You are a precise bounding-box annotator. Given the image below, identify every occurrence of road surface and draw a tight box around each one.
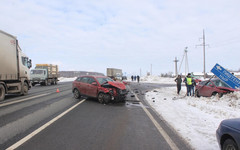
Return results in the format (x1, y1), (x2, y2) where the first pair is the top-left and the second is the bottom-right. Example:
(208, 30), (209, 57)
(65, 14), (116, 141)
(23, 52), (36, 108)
(0, 81), (192, 150)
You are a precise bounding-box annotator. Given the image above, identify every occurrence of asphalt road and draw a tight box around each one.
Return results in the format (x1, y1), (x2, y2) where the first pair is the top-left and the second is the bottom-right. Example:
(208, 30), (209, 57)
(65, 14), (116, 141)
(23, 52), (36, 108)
(0, 81), (192, 150)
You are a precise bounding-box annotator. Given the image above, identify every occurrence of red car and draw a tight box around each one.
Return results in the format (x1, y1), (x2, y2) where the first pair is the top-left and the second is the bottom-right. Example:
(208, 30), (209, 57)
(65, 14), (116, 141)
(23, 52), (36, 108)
(195, 78), (238, 97)
(72, 75), (127, 104)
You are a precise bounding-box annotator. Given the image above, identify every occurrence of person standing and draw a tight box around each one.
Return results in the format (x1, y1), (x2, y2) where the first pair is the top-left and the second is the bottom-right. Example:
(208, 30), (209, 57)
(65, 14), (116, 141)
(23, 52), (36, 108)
(174, 75), (182, 95)
(134, 76), (137, 81)
(191, 78), (196, 96)
(137, 75), (140, 83)
(184, 73), (193, 96)
(131, 75), (133, 81)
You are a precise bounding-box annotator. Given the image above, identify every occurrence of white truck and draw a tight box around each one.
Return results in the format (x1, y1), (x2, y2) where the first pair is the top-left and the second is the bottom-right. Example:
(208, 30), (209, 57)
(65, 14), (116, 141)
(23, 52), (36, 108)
(30, 64), (58, 86)
(106, 68), (123, 80)
(0, 30), (32, 101)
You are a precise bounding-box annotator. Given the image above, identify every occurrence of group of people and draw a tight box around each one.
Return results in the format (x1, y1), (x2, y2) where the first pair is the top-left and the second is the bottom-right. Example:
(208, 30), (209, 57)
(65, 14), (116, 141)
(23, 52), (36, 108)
(131, 75), (140, 83)
(174, 73), (196, 96)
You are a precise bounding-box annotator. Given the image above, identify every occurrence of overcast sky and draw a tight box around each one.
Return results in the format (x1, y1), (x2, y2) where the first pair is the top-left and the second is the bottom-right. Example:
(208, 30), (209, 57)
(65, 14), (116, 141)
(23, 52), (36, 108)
(1, 0), (240, 76)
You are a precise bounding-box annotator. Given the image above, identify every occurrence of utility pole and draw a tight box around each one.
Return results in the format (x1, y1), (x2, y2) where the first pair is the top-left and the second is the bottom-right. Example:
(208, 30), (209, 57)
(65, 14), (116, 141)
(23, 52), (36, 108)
(196, 29), (209, 79)
(178, 47), (189, 76)
(173, 57), (179, 76)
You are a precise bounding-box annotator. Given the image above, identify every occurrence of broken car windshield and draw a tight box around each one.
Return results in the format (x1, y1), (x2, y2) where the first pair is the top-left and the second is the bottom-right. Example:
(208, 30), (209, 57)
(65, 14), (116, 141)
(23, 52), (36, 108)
(97, 77), (114, 85)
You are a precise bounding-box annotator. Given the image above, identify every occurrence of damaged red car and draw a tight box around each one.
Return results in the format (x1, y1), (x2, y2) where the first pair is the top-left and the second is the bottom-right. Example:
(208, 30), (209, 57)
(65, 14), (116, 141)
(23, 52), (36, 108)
(72, 75), (127, 104)
(195, 78), (239, 97)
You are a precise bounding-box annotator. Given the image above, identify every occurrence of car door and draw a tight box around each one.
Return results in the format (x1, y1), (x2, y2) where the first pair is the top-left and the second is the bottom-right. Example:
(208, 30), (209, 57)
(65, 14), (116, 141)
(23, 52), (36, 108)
(79, 77), (89, 95)
(199, 81), (214, 97)
(74, 77), (82, 91)
(86, 77), (98, 98)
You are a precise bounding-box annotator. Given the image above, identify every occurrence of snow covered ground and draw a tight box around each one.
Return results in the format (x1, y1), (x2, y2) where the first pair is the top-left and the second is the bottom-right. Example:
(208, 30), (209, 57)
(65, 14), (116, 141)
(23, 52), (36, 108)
(58, 77), (77, 82)
(58, 76), (240, 149)
(142, 76), (240, 150)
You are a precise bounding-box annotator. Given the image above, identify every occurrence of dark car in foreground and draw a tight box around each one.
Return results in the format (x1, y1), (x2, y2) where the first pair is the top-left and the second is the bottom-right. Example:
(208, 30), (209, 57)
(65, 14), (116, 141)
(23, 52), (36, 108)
(195, 78), (238, 97)
(72, 75), (127, 104)
(216, 118), (240, 150)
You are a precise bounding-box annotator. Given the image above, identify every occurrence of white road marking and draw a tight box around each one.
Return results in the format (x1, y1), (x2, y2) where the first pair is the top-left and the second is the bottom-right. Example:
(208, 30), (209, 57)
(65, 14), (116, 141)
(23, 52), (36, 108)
(128, 86), (179, 150)
(6, 99), (86, 150)
(0, 93), (51, 107)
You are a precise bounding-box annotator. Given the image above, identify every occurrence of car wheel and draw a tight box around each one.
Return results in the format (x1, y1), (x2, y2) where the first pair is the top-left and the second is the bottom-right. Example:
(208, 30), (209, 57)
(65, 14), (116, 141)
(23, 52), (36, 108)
(21, 82), (28, 96)
(223, 139), (238, 150)
(73, 89), (81, 99)
(195, 90), (200, 97)
(212, 92), (223, 98)
(104, 94), (111, 104)
(212, 92), (217, 97)
(0, 84), (5, 101)
(98, 93), (104, 104)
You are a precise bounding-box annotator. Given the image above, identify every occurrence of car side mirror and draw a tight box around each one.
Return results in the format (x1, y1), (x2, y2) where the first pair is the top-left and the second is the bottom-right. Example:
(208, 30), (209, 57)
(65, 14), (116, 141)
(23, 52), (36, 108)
(209, 84), (214, 87)
(92, 82), (97, 86)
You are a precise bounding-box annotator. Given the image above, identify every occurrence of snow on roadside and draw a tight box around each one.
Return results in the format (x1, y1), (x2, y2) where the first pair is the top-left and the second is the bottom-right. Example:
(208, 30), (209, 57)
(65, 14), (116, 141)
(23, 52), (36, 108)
(58, 77), (77, 82)
(141, 76), (175, 84)
(144, 77), (240, 150)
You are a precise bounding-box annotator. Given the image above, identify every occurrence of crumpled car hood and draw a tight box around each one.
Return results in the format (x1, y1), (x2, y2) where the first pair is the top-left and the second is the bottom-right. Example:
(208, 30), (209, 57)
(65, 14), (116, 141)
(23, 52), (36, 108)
(107, 81), (126, 90)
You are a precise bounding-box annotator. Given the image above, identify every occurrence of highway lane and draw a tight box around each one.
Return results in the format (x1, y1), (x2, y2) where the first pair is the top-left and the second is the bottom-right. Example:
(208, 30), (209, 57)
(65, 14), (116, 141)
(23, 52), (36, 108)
(0, 81), (77, 149)
(0, 81), (192, 150)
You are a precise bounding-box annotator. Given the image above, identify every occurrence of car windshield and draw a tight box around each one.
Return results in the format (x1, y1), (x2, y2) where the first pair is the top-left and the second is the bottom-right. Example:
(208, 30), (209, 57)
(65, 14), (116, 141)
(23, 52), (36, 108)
(212, 80), (230, 88)
(96, 77), (114, 85)
(31, 70), (44, 74)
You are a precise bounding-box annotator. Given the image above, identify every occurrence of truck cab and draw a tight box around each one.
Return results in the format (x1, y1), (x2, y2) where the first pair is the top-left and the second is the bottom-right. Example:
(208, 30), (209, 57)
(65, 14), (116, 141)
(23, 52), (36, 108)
(0, 30), (32, 101)
(30, 69), (48, 86)
(30, 64), (58, 86)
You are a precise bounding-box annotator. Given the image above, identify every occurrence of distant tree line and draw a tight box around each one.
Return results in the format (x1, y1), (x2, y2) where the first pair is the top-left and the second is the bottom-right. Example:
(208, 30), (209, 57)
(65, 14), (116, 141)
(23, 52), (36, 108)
(160, 72), (173, 77)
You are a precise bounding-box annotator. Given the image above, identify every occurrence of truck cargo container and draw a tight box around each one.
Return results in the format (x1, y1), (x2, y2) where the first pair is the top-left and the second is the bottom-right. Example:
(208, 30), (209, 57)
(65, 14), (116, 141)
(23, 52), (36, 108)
(30, 64), (58, 86)
(0, 30), (32, 101)
(106, 68), (123, 80)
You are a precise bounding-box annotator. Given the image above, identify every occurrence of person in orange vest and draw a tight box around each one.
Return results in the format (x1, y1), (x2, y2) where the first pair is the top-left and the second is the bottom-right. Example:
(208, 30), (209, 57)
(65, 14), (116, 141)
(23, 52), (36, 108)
(184, 73), (193, 96)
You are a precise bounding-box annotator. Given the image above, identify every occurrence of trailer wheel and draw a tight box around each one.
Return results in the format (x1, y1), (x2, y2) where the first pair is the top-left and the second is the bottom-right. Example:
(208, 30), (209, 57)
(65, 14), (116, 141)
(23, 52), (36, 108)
(21, 82), (28, 96)
(0, 84), (5, 101)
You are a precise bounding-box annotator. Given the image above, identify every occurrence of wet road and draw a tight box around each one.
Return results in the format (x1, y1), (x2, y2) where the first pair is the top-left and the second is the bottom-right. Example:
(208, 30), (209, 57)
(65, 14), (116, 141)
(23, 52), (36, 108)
(0, 81), (192, 150)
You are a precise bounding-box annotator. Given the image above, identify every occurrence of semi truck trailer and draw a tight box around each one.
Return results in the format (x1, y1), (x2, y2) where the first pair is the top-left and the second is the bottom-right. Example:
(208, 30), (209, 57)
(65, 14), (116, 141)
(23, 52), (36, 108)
(30, 64), (58, 86)
(0, 30), (32, 101)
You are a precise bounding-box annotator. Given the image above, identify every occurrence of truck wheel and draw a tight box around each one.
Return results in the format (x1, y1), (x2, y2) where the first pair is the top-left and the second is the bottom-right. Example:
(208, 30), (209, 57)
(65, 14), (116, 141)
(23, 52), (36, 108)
(21, 82), (28, 96)
(73, 89), (81, 99)
(55, 79), (58, 85)
(44, 80), (48, 86)
(98, 93), (104, 104)
(0, 84), (5, 101)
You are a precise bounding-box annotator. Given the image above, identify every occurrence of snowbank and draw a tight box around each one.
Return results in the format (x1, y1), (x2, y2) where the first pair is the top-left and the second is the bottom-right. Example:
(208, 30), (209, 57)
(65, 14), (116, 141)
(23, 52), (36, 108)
(144, 76), (240, 150)
(141, 76), (175, 84)
(58, 77), (77, 82)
